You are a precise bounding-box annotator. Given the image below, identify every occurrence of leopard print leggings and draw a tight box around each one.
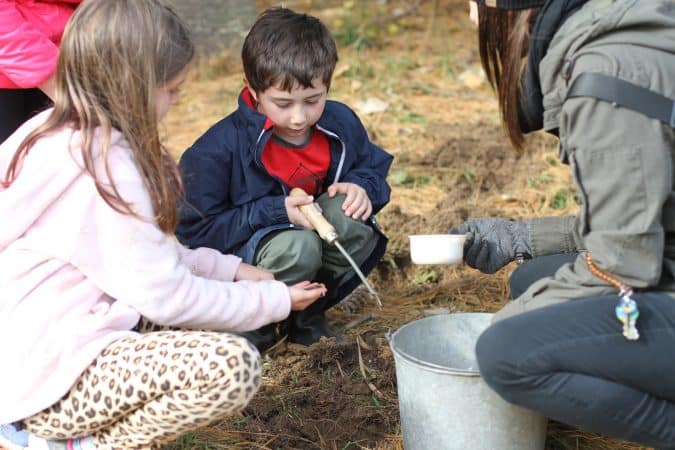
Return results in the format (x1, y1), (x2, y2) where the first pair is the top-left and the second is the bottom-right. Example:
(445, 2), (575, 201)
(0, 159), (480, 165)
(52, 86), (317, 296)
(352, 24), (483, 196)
(20, 322), (261, 450)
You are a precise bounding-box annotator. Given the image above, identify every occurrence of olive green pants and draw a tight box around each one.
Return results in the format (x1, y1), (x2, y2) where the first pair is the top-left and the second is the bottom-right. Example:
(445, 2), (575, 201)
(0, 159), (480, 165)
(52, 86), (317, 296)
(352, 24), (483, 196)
(254, 193), (377, 286)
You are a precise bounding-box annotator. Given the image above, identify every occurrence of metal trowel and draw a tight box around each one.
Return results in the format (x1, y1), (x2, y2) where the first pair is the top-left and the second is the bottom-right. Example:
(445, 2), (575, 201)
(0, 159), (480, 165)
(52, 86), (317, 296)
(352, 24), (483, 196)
(290, 187), (383, 308)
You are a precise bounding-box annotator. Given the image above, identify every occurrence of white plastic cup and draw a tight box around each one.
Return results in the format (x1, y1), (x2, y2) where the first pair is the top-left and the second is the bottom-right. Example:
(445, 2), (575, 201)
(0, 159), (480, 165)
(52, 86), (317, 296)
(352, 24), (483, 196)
(409, 234), (467, 265)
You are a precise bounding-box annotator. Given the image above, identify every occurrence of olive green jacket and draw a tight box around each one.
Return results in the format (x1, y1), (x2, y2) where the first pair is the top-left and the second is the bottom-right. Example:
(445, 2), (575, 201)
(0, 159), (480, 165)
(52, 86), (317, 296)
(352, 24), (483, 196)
(497, 0), (675, 320)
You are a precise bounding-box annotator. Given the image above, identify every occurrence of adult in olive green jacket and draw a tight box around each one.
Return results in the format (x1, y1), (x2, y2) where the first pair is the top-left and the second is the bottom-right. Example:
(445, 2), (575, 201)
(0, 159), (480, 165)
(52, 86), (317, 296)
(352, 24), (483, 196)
(452, 0), (675, 447)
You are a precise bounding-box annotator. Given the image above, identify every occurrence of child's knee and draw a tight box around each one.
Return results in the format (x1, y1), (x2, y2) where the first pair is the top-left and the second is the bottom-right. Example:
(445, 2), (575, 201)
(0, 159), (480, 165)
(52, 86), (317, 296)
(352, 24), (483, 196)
(291, 230), (322, 257)
(318, 194), (374, 242)
(288, 234), (322, 279)
(281, 231), (322, 272)
(257, 230), (322, 279)
(316, 193), (347, 224)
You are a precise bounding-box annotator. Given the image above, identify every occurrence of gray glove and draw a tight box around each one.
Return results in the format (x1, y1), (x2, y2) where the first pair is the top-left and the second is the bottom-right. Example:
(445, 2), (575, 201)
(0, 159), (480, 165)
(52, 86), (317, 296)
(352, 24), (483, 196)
(450, 218), (531, 274)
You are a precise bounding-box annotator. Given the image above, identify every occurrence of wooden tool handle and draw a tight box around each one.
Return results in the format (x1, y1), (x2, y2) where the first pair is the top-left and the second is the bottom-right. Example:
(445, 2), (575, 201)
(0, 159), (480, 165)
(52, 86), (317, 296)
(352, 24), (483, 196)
(289, 187), (337, 242)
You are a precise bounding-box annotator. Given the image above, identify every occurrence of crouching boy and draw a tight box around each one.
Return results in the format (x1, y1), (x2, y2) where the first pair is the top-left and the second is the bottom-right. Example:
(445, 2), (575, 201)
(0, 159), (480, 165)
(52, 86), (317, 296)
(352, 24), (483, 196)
(177, 7), (393, 350)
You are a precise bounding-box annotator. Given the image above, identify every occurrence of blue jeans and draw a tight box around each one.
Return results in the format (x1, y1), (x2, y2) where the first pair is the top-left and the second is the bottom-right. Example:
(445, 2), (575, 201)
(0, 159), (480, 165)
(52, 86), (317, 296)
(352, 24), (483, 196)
(476, 254), (675, 448)
(509, 253), (577, 299)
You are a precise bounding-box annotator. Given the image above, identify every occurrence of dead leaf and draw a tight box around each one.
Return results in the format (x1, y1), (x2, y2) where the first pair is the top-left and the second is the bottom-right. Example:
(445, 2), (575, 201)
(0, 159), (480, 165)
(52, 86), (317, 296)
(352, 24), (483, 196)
(355, 97), (389, 115)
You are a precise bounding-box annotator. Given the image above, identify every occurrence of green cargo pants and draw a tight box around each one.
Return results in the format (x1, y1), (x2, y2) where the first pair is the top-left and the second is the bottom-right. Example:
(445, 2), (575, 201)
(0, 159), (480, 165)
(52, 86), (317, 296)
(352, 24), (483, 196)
(253, 193), (377, 286)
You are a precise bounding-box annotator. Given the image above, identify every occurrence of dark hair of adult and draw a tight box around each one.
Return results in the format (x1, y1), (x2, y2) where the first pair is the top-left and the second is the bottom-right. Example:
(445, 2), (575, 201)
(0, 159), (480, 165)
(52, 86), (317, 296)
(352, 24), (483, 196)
(477, 6), (539, 150)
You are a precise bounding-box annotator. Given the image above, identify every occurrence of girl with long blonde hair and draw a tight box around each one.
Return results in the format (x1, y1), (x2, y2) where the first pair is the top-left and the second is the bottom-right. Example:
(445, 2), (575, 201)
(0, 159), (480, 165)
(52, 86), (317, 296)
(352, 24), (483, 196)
(0, 1), (326, 448)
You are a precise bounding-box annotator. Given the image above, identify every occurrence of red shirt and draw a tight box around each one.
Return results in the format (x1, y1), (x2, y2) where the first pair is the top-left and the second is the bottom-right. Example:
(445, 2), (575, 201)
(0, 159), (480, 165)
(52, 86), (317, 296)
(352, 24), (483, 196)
(261, 129), (331, 196)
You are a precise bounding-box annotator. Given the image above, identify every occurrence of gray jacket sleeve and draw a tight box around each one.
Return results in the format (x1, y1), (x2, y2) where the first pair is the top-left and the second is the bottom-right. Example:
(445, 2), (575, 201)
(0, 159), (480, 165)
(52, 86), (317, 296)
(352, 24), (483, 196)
(527, 215), (582, 257)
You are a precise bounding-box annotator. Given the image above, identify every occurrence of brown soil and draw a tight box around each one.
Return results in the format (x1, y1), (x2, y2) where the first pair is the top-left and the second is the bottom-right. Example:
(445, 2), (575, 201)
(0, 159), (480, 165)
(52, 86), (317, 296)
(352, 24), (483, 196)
(163, 1), (650, 449)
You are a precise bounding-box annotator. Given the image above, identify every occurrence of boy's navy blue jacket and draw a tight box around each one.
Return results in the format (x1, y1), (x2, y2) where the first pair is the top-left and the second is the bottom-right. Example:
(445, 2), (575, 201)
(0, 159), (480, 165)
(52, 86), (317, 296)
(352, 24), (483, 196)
(177, 91), (393, 303)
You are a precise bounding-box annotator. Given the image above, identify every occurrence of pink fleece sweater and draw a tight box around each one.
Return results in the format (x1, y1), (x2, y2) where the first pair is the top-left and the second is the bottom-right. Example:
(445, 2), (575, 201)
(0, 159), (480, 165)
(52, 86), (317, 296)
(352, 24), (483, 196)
(0, 110), (292, 423)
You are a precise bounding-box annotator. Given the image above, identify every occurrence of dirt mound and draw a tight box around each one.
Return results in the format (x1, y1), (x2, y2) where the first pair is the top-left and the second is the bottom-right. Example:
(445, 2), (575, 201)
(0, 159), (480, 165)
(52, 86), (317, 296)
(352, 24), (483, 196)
(215, 334), (401, 449)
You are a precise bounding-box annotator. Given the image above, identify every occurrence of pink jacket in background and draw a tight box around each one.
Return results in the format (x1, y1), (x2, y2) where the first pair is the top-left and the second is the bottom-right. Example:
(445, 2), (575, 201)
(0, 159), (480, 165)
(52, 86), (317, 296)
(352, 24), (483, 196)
(0, 0), (82, 89)
(0, 110), (293, 423)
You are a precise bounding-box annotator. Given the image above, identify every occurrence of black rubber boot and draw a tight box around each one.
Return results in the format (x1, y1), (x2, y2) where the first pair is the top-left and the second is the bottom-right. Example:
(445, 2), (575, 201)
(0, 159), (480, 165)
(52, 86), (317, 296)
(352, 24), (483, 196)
(236, 323), (279, 353)
(287, 295), (343, 346)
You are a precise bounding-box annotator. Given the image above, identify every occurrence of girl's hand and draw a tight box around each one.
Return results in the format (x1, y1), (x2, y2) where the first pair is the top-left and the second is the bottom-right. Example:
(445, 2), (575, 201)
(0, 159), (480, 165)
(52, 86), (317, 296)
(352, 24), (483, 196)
(288, 281), (327, 311)
(327, 182), (372, 221)
(234, 262), (275, 281)
(285, 194), (315, 229)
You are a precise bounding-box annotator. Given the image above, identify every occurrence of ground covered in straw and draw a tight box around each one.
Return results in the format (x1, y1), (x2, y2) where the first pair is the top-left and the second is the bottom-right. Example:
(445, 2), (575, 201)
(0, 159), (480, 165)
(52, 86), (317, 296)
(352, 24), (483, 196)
(163, 1), (650, 449)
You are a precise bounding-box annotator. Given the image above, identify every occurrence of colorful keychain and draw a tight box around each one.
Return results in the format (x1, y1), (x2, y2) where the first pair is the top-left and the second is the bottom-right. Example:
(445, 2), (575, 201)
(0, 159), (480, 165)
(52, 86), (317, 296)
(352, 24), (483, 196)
(585, 252), (639, 341)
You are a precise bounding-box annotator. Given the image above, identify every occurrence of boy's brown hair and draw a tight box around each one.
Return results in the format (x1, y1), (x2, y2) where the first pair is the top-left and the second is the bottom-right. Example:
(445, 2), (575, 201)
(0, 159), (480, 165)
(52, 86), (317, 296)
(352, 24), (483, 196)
(242, 7), (338, 93)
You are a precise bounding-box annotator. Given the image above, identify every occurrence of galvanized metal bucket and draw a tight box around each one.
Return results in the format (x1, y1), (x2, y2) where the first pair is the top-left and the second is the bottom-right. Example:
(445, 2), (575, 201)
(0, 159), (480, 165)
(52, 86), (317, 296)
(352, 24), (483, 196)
(388, 313), (547, 450)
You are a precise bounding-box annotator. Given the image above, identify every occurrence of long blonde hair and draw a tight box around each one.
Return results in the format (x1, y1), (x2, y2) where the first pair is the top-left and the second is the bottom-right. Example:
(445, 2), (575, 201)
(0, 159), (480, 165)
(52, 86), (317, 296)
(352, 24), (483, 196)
(3, 0), (194, 232)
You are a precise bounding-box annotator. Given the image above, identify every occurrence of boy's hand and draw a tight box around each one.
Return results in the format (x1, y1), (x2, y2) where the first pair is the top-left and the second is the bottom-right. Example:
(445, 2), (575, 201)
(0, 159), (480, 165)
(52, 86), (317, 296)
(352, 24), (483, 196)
(235, 262), (275, 281)
(285, 194), (315, 229)
(288, 281), (327, 311)
(327, 182), (372, 221)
